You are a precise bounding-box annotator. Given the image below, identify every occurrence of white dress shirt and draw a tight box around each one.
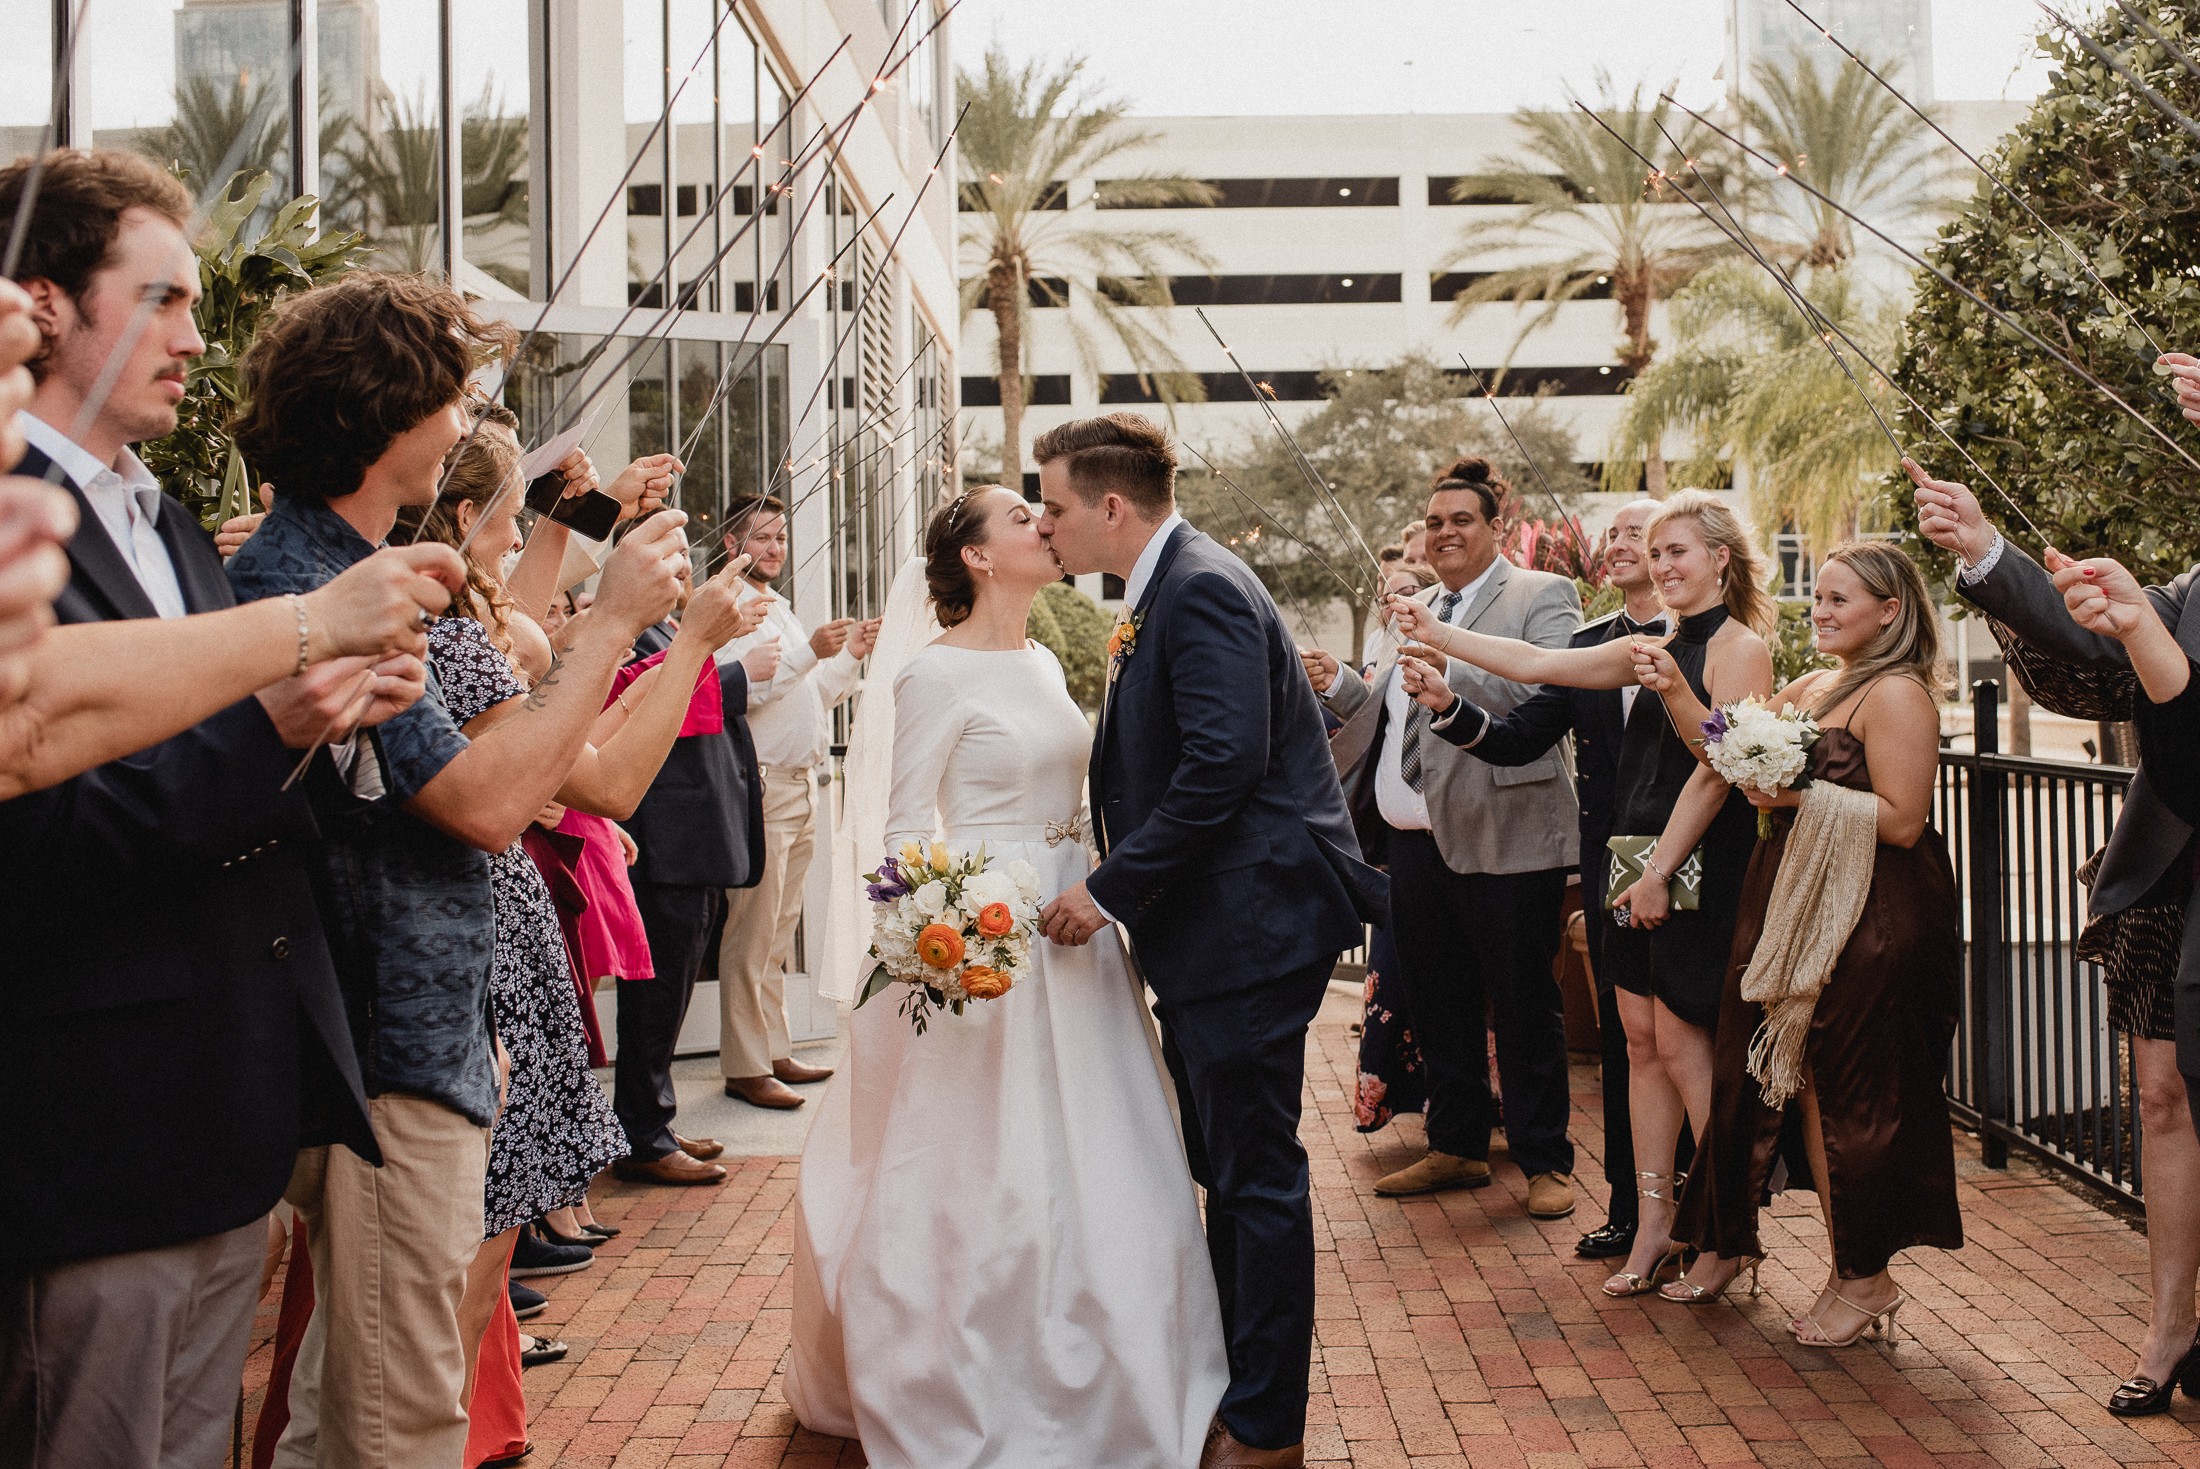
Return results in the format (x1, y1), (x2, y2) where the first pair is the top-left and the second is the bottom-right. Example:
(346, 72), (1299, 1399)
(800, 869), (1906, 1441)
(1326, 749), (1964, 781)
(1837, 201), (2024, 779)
(1373, 559), (1497, 832)
(20, 411), (186, 619)
(714, 582), (861, 770)
(1618, 613), (1667, 722)
(1121, 512), (1187, 609)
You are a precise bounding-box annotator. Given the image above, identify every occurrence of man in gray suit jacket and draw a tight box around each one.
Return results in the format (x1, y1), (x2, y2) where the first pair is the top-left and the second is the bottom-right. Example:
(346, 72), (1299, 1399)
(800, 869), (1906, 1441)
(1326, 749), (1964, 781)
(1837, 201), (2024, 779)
(1304, 462), (1582, 1216)
(1915, 464), (2200, 1134)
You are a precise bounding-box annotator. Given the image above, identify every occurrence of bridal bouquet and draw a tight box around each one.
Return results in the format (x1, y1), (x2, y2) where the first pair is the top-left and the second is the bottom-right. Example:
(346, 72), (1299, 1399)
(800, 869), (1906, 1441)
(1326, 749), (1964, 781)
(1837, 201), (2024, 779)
(857, 842), (1045, 1033)
(1701, 698), (1821, 839)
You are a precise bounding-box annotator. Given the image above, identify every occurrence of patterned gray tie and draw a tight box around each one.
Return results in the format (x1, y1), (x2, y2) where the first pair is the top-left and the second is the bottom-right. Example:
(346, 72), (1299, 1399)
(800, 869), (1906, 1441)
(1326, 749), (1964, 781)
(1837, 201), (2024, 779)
(1400, 588), (1465, 793)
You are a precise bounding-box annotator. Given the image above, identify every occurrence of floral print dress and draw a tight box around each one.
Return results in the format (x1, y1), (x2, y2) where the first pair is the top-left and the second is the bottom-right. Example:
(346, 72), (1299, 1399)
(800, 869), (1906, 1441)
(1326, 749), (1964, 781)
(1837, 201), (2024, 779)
(432, 617), (629, 1236)
(1353, 923), (1429, 1132)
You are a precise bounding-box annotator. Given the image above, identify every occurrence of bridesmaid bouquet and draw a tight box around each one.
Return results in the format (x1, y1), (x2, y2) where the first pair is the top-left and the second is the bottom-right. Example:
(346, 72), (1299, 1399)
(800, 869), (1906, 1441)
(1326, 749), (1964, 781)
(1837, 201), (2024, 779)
(1701, 698), (1821, 838)
(857, 842), (1044, 1033)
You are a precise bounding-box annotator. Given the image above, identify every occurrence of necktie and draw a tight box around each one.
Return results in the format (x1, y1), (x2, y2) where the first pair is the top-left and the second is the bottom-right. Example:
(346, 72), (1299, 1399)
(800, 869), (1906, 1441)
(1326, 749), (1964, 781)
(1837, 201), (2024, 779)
(1400, 589), (1465, 793)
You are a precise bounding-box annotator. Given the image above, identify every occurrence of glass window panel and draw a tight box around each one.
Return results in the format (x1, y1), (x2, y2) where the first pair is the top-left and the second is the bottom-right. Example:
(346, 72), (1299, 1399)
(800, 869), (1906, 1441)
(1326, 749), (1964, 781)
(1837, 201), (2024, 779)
(453, 0), (534, 298)
(624, 0), (666, 304)
(666, 0), (722, 310)
(0, 7), (54, 160)
(321, 0), (444, 277)
(85, 0), (294, 222)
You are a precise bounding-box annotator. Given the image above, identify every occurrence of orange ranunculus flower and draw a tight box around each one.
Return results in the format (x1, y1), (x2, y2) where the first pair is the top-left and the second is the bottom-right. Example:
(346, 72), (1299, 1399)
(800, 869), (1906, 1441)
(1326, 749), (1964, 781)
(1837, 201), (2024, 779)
(976, 902), (1015, 937)
(961, 965), (1012, 1000)
(916, 923), (965, 968)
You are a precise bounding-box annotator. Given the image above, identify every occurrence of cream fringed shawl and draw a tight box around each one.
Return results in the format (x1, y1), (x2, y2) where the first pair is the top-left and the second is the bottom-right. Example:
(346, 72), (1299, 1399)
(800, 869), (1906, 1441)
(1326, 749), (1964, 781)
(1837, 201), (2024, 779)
(1739, 779), (1882, 1106)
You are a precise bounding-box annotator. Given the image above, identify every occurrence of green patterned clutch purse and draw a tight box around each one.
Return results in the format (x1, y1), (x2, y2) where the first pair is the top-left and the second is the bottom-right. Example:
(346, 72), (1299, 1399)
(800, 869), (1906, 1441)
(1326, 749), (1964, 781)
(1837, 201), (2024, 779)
(1605, 836), (1703, 912)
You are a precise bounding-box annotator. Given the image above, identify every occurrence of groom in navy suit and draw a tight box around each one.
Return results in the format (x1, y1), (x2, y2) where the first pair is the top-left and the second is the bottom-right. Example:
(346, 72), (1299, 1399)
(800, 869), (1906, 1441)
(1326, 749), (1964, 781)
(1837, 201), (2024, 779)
(1036, 414), (1385, 1469)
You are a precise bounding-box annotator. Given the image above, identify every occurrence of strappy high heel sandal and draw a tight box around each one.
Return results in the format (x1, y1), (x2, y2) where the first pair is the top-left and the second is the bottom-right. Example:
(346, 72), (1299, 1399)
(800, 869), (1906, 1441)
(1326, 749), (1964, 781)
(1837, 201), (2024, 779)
(1794, 1289), (1906, 1347)
(1660, 1255), (1762, 1304)
(1601, 1172), (1688, 1298)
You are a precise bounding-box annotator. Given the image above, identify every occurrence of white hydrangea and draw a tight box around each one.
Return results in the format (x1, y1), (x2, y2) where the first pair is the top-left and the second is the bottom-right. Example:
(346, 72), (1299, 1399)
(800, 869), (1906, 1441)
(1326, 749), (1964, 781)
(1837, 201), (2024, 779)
(1705, 700), (1817, 796)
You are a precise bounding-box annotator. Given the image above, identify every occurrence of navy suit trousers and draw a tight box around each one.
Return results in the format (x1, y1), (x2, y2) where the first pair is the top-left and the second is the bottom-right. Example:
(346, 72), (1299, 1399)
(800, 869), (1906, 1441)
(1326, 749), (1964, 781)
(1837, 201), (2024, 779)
(1155, 958), (1332, 1452)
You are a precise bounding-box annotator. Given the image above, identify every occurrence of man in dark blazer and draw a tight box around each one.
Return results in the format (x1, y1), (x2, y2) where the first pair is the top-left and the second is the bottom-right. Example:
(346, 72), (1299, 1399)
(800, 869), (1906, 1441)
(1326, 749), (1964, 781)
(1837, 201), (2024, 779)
(1914, 462), (2200, 1129)
(1034, 414), (1385, 1469)
(612, 586), (769, 1185)
(0, 150), (385, 1469)
(1412, 499), (1684, 1260)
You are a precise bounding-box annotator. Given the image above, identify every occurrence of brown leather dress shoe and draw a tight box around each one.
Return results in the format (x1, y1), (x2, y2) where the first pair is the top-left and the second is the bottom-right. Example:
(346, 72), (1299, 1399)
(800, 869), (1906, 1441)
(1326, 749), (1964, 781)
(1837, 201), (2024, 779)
(724, 1075), (806, 1109)
(1198, 1419), (1304, 1468)
(773, 1057), (835, 1084)
(610, 1150), (727, 1186)
(673, 1133), (724, 1161)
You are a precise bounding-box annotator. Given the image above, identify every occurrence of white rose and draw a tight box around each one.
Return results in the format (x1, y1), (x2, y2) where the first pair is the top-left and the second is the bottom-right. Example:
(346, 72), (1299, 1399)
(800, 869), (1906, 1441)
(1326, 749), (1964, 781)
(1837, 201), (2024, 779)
(959, 868), (1019, 915)
(911, 880), (949, 917)
(1005, 859), (1042, 900)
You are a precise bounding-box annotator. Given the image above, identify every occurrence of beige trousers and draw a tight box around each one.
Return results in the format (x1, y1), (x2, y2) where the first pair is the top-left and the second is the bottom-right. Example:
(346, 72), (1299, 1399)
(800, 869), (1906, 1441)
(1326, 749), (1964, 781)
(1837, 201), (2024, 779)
(719, 764), (818, 1077)
(283, 1095), (489, 1469)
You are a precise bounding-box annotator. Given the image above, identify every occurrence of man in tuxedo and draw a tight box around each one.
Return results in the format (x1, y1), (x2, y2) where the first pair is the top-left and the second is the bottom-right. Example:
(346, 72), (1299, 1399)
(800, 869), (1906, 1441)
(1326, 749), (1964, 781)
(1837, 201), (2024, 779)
(612, 564), (770, 1184)
(1305, 460), (1581, 1222)
(1406, 499), (1685, 1261)
(0, 150), (402, 1469)
(1035, 413), (1385, 1469)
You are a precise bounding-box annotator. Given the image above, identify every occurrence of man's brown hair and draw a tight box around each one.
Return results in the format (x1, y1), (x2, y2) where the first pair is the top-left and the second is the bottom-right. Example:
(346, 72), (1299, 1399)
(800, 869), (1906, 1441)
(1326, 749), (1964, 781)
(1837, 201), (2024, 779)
(0, 150), (194, 377)
(232, 273), (518, 502)
(1031, 412), (1176, 521)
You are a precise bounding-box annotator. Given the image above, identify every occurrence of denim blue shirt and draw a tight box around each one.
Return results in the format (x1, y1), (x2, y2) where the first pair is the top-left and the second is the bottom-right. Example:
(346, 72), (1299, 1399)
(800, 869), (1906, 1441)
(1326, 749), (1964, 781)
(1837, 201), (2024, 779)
(226, 495), (499, 1127)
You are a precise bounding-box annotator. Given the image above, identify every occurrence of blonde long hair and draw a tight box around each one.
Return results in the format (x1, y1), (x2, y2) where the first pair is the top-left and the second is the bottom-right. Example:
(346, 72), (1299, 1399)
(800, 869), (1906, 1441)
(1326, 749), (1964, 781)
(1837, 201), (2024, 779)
(1645, 489), (1776, 637)
(392, 402), (525, 654)
(1807, 540), (1950, 717)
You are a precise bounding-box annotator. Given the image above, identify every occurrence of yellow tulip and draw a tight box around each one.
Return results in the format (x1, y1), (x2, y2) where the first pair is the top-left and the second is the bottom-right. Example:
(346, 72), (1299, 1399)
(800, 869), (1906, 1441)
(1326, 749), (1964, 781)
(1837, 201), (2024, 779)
(900, 841), (926, 868)
(931, 842), (952, 872)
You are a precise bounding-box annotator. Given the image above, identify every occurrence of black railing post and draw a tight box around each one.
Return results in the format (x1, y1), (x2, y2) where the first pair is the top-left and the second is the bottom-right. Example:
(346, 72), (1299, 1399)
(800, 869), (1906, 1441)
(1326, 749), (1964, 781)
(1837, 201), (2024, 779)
(1970, 680), (2010, 1168)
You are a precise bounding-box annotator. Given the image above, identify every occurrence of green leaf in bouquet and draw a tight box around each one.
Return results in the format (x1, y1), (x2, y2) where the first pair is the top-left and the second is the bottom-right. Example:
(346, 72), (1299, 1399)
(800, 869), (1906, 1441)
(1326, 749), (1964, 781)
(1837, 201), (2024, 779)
(854, 963), (895, 1009)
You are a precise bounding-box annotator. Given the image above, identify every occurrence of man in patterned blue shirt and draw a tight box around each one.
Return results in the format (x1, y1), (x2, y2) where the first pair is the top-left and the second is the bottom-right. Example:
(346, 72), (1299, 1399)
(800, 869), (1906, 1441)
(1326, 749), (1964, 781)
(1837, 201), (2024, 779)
(227, 274), (690, 1467)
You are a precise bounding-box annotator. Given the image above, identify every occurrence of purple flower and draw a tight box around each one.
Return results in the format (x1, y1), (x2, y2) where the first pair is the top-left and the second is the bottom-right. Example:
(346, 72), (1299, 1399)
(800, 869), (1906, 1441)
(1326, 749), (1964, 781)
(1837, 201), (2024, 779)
(865, 854), (913, 904)
(1700, 706), (1731, 744)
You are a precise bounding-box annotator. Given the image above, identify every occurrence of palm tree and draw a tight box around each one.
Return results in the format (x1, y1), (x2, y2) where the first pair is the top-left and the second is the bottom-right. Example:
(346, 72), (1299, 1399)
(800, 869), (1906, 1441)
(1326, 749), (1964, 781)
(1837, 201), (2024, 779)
(1606, 261), (1901, 549)
(1441, 74), (1727, 496)
(957, 44), (1218, 478)
(140, 73), (288, 208)
(1738, 56), (1946, 270)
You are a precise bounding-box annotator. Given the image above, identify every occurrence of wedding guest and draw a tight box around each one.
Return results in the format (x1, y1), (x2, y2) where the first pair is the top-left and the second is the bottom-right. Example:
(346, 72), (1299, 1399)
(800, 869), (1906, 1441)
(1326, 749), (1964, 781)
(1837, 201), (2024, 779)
(0, 149), (439, 1469)
(225, 271), (690, 1467)
(1393, 489), (1774, 1296)
(1913, 455), (2200, 1411)
(614, 529), (771, 1184)
(1662, 543), (1962, 1337)
(1351, 559), (1440, 1134)
(1408, 499), (1683, 1261)
(1306, 456), (1583, 1222)
(712, 495), (878, 1108)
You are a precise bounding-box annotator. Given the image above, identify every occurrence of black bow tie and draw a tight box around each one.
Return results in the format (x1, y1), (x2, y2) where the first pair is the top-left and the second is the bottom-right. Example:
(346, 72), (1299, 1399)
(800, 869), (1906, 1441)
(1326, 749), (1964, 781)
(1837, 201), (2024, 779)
(1619, 615), (1666, 636)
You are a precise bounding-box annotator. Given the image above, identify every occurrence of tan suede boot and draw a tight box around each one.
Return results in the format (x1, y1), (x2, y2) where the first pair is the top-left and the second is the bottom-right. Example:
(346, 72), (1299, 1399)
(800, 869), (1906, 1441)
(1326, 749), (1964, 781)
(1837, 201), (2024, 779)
(1373, 1150), (1491, 1197)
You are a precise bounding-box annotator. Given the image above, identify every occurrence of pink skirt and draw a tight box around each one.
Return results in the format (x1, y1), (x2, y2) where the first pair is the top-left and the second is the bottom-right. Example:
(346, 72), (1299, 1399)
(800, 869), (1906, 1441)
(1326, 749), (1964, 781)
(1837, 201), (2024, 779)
(557, 810), (654, 984)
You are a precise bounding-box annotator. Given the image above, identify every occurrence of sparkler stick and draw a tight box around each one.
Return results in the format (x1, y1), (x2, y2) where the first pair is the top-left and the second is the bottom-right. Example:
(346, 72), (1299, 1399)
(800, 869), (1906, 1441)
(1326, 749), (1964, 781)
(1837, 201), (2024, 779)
(1179, 439), (1363, 612)
(1191, 307), (1386, 596)
(1582, 102), (2052, 546)
(2038, 3), (2200, 146)
(3, 0), (94, 279)
(1666, 94), (2200, 477)
(1451, 357), (1597, 571)
(1780, 0), (2164, 356)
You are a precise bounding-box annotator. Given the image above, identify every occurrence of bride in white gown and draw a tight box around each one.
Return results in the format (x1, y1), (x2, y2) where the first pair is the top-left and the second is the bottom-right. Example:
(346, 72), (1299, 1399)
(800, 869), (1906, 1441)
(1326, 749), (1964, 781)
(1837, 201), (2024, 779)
(786, 486), (1229, 1467)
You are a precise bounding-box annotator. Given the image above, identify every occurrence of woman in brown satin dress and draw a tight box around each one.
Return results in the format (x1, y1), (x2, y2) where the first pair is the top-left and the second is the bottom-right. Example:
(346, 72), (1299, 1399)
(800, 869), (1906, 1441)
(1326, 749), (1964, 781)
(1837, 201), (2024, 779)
(1656, 542), (1963, 1344)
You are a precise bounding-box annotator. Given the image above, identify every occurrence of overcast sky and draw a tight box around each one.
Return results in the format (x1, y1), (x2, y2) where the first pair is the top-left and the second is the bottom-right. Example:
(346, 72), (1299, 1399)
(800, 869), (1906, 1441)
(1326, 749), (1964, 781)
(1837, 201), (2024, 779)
(948, 0), (2061, 116)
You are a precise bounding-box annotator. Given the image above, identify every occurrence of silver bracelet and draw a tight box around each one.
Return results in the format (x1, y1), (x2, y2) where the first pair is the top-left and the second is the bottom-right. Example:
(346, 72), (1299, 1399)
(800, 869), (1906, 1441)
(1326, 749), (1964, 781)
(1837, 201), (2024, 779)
(1646, 855), (1672, 883)
(286, 594), (311, 677)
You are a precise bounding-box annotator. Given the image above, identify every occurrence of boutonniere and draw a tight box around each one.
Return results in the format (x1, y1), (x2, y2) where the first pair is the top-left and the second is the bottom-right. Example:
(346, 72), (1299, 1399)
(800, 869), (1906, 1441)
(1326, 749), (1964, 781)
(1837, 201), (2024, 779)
(1108, 611), (1145, 665)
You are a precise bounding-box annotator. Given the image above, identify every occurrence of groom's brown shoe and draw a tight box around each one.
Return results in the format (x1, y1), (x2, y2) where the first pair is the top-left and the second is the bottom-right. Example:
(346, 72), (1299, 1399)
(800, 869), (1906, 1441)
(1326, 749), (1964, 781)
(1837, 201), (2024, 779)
(1199, 1419), (1303, 1468)
(1373, 1150), (1490, 1197)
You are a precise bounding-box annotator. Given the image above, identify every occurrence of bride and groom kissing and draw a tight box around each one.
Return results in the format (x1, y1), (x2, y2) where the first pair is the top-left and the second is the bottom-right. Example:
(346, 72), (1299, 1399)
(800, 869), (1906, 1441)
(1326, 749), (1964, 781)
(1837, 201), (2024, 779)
(784, 412), (1387, 1467)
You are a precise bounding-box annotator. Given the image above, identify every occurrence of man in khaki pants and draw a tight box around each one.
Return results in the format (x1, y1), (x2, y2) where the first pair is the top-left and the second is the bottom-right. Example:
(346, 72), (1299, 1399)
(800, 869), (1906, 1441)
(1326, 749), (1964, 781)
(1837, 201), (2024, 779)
(715, 495), (880, 1107)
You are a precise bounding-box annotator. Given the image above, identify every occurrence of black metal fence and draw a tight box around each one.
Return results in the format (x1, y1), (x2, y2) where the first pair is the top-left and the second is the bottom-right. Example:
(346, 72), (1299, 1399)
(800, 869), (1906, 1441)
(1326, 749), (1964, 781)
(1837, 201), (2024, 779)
(1940, 680), (2142, 1207)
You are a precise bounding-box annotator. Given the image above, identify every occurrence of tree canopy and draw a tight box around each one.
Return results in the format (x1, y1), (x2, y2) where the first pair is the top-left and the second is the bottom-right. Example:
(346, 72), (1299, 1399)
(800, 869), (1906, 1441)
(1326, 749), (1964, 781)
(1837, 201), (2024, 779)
(1889, 1), (2200, 585)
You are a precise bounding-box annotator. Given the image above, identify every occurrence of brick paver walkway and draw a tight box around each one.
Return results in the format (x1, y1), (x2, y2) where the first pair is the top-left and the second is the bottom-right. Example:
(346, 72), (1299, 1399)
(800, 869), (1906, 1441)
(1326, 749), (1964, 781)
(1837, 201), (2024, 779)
(238, 994), (2200, 1467)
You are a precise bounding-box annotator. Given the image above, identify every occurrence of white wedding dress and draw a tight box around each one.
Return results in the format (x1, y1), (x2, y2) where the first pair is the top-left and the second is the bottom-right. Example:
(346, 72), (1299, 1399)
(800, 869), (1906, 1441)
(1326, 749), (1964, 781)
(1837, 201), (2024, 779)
(786, 641), (1228, 1468)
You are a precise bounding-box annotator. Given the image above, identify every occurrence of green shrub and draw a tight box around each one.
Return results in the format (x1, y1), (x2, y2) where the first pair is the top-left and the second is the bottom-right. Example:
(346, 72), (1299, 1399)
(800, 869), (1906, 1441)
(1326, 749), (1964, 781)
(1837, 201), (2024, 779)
(1029, 581), (1110, 712)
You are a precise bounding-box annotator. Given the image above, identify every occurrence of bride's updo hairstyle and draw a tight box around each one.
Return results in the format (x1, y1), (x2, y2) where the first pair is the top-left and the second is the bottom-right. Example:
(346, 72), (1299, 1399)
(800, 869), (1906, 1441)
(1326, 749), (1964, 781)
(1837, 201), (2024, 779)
(924, 485), (1009, 628)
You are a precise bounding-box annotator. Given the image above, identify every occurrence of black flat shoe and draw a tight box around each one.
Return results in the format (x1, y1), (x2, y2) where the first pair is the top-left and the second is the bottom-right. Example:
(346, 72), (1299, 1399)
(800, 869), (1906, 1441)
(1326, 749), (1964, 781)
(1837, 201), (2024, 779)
(534, 1220), (596, 1250)
(508, 1279), (547, 1320)
(479, 1445), (531, 1468)
(2109, 1328), (2200, 1416)
(1575, 1222), (1636, 1260)
(578, 1222), (620, 1241)
(520, 1334), (569, 1367)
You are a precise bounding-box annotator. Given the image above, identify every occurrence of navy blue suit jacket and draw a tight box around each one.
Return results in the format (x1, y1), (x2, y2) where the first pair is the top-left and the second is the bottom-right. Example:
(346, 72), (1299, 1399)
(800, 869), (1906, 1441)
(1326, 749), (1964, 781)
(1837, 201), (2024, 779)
(0, 445), (377, 1271)
(622, 622), (765, 890)
(1087, 524), (1385, 1003)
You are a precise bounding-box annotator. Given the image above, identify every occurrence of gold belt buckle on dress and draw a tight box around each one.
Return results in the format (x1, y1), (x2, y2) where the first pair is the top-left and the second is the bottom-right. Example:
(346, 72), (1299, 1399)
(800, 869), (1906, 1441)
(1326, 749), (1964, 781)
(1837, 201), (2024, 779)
(1045, 817), (1082, 848)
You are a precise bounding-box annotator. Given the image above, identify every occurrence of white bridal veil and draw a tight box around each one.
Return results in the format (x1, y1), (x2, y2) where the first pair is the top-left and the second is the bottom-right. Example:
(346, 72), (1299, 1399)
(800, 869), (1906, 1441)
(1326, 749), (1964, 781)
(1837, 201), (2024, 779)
(817, 554), (941, 1003)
